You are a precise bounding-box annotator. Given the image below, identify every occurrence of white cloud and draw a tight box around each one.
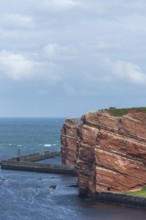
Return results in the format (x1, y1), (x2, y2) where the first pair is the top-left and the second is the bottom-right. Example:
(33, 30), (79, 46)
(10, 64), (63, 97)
(0, 1), (146, 87)
(35, 0), (81, 11)
(0, 13), (35, 29)
(41, 42), (146, 86)
(115, 13), (146, 32)
(42, 43), (78, 60)
(0, 50), (62, 82)
(42, 44), (60, 58)
(50, 0), (80, 8)
(106, 59), (146, 84)
(0, 51), (36, 80)
(95, 41), (120, 50)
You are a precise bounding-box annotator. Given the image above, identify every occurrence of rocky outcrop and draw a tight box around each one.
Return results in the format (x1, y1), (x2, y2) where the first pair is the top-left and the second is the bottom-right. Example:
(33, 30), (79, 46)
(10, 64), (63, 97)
(61, 111), (146, 195)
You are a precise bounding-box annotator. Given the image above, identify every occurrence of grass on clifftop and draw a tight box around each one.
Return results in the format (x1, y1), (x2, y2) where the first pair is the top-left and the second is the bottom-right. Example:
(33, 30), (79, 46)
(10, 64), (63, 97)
(125, 186), (146, 198)
(107, 107), (146, 117)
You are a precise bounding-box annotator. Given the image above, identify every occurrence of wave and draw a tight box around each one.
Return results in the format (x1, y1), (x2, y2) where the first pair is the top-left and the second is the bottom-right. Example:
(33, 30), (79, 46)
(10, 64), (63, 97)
(44, 144), (52, 147)
(8, 144), (22, 147)
(44, 144), (57, 147)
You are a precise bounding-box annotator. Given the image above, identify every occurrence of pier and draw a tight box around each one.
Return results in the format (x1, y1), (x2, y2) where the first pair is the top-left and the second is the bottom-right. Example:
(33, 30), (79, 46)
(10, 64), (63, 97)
(0, 151), (76, 176)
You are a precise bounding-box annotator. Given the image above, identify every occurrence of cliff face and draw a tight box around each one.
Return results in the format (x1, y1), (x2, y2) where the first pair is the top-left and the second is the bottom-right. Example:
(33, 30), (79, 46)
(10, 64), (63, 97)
(61, 111), (146, 195)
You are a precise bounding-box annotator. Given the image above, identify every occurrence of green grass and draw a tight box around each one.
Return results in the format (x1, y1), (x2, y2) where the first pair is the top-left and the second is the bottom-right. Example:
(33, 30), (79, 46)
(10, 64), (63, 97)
(107, 107), (146, 117)
(125, 186), (146, 198)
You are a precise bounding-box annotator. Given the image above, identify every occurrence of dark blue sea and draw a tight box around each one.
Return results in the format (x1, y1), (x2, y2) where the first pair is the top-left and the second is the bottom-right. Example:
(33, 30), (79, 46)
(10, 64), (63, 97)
(0, 118), (146, 220)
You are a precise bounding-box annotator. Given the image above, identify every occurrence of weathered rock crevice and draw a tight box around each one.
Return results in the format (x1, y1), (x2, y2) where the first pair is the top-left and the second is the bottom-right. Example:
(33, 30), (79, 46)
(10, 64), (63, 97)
(61, 111), (146, 195)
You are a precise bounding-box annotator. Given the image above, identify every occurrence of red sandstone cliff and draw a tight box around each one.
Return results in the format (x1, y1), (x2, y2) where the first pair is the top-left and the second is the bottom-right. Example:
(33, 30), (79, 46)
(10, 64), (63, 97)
(61, 111), (146, 195)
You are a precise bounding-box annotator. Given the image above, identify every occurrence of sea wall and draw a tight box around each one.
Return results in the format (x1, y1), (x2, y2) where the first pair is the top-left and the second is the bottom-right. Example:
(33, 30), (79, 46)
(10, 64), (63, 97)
(1, 151), (76, 175)
(94, 192), (146, 208)
(7, 151), (61, 162)
(1, 160), (76, 175)
(61, 111), (146, 195)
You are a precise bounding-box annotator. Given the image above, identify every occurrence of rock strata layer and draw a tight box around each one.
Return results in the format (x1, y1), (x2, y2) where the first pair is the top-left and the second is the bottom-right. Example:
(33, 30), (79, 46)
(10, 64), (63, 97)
(61, 111), (146, 195)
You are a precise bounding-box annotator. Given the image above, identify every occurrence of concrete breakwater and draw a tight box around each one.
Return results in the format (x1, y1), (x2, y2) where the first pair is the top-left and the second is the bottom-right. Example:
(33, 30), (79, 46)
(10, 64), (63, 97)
(93, 192), (146, 208)
(1, 160), (76, 175)
(6, 151), (61, 162)
(1, 151), (76, 176)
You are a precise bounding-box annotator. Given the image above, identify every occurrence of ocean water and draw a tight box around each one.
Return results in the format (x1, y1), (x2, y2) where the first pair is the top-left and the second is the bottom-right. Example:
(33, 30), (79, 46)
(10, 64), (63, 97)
(0, 118), (63, 160)
(0, 118), (146, 220)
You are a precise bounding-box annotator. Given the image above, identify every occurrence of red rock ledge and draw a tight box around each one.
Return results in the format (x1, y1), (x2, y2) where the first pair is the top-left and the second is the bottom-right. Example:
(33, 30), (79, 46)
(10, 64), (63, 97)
(61, 111), (146, 195)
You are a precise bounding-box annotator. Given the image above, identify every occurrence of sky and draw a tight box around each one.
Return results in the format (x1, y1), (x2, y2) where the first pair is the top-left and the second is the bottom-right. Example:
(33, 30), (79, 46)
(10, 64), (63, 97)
(0, 0), (146, 117)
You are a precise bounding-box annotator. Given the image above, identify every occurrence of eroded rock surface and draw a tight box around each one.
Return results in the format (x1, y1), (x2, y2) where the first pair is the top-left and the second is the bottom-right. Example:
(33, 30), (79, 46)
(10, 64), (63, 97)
(61, 111), (146, 195)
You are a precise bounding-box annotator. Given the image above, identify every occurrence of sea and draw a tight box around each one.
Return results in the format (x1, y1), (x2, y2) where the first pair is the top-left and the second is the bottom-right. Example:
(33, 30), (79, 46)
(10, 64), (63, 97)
(0, 118), (146, 220)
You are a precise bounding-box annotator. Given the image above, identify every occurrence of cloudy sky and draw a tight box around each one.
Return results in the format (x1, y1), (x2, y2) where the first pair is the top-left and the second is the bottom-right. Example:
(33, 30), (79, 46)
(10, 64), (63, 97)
(0, 0), (146, 117)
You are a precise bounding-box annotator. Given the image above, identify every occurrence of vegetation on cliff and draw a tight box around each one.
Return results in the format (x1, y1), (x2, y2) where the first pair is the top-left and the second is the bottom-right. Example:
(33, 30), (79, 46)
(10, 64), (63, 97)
(126, 186), (146, 198)
(107, 107), (146, 117)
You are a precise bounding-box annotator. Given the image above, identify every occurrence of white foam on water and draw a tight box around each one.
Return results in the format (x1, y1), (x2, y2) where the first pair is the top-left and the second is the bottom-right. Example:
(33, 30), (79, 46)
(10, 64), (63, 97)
(44, 144), (52, 147)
